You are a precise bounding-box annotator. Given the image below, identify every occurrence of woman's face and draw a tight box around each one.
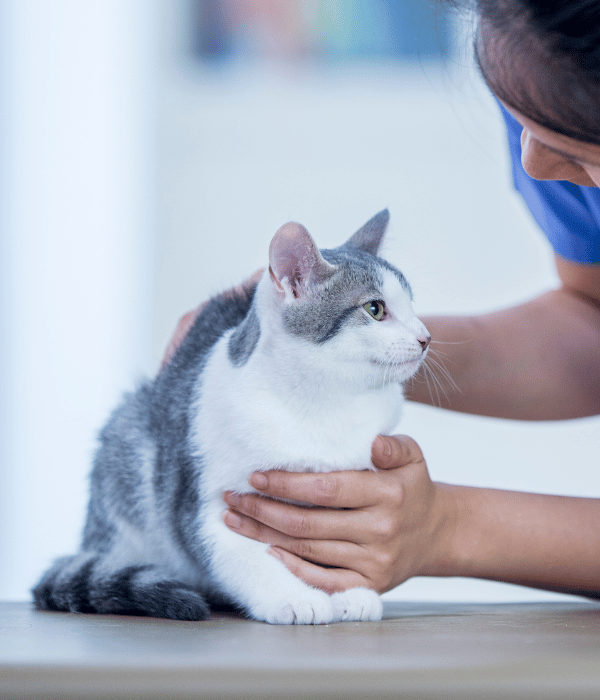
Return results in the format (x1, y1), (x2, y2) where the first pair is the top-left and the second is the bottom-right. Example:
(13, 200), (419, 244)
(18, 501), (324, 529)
(477, 22), (600, 188)
(505, 101), (600, 188)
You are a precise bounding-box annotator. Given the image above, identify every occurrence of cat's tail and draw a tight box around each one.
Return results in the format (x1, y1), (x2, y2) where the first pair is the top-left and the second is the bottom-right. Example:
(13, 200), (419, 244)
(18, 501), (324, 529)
(32, 553), (210, 621)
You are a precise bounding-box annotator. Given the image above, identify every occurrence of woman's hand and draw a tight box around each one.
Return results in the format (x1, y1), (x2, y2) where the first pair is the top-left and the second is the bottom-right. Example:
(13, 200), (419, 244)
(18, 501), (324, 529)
(222, 435), (459, 594)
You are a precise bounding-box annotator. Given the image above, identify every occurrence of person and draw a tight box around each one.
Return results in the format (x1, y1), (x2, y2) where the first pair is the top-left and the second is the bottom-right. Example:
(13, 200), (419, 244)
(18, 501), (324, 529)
(167, 0), (600, 599)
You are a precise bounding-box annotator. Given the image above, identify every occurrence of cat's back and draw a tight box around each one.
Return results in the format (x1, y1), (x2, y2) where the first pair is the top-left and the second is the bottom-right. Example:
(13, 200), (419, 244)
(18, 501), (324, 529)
(83, 285), (258, 547)
(156, 284), (258, 391)
(91, 285), (257, 491)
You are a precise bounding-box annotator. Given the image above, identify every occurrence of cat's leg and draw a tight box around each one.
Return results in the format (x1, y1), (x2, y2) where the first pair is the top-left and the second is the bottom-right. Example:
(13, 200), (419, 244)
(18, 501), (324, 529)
(203, 505), (335, 624)
(32, 552), (210, 620)
(330, 587), (383, 622)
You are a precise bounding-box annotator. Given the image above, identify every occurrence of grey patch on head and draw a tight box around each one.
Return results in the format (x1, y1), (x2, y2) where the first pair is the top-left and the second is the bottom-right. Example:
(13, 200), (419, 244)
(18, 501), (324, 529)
(324, 247), (412, 297)
(316, 305), (362, 344)
(228, 304), (261, 367)
(282, 243), (411, 344)
(282, 241), (414, 344)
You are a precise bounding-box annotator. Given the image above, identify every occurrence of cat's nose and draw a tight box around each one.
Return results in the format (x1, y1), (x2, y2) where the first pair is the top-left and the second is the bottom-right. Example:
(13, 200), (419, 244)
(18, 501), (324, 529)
(418, 335), (431, 352)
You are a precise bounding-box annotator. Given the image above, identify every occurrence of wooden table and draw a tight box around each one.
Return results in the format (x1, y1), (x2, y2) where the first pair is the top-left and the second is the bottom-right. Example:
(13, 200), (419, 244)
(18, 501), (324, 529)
(2, 600), (600, 699)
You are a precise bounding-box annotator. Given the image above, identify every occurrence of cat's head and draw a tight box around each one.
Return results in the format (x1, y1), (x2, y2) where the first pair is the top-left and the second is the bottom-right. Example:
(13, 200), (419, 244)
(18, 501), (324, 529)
(265, 210), (430, 387)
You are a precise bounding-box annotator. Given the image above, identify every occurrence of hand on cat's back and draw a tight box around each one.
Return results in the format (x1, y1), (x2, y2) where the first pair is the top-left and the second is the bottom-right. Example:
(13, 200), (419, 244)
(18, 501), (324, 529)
(162, 268), (264, 367)
(223, 435), (460, 595)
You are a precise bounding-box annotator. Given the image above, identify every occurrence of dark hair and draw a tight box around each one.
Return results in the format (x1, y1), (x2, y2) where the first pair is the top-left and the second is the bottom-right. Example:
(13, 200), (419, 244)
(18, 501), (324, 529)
(458, 1), (600, 145)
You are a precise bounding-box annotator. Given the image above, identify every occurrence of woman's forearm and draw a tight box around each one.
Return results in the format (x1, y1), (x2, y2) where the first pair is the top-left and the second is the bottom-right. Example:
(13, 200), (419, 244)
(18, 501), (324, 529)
(433, 483), (600, 598)
(408, 288), (600, 419)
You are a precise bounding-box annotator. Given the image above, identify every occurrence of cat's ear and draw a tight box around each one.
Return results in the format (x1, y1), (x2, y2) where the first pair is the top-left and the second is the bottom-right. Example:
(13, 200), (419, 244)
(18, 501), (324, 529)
(343, 209), (390, 256)
(269, 222), (335, 300)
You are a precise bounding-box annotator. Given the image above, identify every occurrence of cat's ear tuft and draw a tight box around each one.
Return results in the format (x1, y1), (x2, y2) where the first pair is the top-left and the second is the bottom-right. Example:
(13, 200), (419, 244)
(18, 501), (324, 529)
(269, 222), (335, 300)
(343, 209), (390, 256)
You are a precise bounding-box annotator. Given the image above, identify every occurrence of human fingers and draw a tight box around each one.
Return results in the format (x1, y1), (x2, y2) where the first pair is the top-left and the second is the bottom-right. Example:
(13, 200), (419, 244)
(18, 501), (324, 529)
(239, 268), (264, 294)
(248, 469), (389, 509)
(161, 268), (264, 368)
(223, 491), (375, 543)
(225, 503), (403, 592)
(371, 434), (426, 471)
(223, 508), (365, 569)
(162, 307), (204, 368)
(268, 547), (368, 594)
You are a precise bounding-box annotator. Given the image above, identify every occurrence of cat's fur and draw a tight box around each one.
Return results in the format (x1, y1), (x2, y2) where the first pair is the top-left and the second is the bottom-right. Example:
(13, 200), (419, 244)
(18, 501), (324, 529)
(33, 210), (430, 624)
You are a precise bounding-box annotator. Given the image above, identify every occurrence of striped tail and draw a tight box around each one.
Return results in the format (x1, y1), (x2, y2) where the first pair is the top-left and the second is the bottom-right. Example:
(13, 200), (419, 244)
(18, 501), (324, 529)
(32, 554), (210, 621)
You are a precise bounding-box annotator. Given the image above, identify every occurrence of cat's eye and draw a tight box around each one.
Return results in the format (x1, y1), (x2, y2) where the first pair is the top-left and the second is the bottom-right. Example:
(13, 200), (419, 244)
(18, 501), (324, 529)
(363, 300), (385, 321)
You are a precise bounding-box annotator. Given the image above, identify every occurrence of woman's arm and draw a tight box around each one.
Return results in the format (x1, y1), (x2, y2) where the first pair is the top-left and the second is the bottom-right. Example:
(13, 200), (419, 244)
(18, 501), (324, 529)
(447, 480), (600, 599)
(408, 255), (600, 420)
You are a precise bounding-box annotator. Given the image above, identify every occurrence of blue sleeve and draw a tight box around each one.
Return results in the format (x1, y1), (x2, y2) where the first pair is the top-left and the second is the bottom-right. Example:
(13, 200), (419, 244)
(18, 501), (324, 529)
(499, 103), (600, 264)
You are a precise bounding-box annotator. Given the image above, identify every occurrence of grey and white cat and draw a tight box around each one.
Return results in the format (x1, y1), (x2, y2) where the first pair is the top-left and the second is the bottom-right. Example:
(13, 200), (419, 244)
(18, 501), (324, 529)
(33, 210), (430, 625)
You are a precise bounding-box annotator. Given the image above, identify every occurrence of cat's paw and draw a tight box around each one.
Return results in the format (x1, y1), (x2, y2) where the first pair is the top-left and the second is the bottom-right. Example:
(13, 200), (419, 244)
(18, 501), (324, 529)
(251, 589), (335, 625)
(330, 587), (382, 622)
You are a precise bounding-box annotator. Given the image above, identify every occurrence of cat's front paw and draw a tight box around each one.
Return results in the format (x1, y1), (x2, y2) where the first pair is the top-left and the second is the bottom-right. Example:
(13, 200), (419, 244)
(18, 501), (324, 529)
(330, 587), (382, 622)
(251, 588), (335, 625)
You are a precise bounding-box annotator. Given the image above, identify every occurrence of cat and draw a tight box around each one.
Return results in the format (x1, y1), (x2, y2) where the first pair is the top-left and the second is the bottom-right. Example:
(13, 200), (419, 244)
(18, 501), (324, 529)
(33, 209), (430, 625)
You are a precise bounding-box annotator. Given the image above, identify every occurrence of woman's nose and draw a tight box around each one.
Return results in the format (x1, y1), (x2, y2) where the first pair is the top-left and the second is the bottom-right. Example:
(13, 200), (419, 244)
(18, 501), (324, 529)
(520, 129), (583, 181)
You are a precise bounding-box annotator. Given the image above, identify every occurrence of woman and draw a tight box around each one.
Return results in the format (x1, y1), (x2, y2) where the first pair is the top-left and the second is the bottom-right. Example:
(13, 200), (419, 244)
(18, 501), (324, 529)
(169, 0), (600, 598)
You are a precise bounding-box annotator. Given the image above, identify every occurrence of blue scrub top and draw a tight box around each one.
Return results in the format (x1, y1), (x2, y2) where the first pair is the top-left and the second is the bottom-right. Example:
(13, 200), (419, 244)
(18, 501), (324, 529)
(500, 104), (600, 264)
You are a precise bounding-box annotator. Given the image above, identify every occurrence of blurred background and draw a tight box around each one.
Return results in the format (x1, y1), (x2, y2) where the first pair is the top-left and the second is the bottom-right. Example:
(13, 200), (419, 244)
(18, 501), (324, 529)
(1, 0), (599, 605)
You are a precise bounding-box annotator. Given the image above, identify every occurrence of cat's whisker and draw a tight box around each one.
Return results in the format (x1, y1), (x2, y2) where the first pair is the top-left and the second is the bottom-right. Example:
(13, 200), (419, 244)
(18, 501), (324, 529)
(420, 363), (441, 408)
(426, 347), (452, 361)
(426, 352), (461, 394)
(424, 357), (448, 394)
(428, 362), (447, 407)
(430, 364), (449, 408)
(411, 360), (439, 408)
(422, 356), (456, 407)
(430, 338), (471, 346)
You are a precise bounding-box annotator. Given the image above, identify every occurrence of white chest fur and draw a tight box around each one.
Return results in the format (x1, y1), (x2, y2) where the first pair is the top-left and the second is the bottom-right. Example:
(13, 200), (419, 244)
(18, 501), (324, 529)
(191, 330), (404, 499)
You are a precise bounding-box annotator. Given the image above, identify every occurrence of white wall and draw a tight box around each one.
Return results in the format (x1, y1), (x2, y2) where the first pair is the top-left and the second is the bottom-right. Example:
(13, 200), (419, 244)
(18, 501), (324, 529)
(0, 0), (158, 600)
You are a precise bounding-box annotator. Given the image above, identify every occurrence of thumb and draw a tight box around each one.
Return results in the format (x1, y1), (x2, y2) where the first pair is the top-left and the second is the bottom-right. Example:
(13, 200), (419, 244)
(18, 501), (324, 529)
(371, 434), (425, 470)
